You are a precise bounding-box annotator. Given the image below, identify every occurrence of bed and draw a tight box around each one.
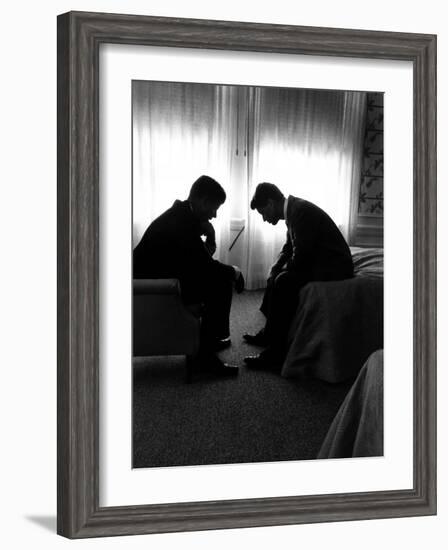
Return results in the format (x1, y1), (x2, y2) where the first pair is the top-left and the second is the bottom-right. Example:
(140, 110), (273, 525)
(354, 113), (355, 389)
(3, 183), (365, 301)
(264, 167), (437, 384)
(317, 348), (384, 458)
(281, 247), (383, 383)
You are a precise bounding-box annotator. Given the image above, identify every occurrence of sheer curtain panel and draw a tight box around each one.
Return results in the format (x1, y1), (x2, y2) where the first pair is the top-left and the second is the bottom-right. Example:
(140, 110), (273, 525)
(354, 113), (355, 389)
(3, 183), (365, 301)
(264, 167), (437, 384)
(245, 88), (366, 289)
(132, 81), (237, 264)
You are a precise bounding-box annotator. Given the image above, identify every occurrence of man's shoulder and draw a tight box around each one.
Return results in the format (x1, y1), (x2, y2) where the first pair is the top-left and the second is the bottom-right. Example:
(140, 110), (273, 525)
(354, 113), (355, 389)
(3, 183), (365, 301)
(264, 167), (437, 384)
(152, 199), (189, 224)
(171, 199), (188, 211)
(137, 200), (185, 239)
(287, 196), (328, 229)
(161, 199), (188, 215)
(288, 196), (312, 216)
(289, 195), (315, 207)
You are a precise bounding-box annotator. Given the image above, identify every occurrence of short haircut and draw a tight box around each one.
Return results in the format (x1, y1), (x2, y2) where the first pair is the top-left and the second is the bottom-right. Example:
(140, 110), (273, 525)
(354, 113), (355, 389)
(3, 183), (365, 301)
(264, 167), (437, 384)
(250, 182), (284, 210)
(188, 175), (226, 204)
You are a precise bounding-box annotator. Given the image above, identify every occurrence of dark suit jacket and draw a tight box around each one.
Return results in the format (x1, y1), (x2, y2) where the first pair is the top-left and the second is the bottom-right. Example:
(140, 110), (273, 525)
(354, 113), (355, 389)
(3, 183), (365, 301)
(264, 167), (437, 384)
(272, 196), (353, 283)
(133, 200), (235, 303)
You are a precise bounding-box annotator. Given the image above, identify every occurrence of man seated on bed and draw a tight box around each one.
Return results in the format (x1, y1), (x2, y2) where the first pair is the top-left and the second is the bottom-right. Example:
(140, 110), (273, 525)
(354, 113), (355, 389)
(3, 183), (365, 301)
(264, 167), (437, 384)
(244, 182), (354, 371)
(133, 175), (245, 377)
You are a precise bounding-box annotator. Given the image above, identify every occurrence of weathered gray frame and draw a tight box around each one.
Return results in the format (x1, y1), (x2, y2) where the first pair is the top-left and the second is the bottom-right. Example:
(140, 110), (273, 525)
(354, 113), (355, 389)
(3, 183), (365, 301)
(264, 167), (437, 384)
(57, 11), (437, 538)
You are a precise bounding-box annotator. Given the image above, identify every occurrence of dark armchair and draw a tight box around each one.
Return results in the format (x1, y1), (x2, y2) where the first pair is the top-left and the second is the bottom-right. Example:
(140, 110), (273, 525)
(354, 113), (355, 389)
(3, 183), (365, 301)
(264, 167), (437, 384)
(133, 279), (200, 381)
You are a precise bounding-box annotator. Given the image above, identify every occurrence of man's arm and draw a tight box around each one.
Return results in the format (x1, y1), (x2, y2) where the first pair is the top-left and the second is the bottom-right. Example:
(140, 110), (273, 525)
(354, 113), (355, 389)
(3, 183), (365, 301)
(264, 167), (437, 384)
(268, 231), (292, 279)
(200, 221), (217, 256)
(286, 207), (317, 272)
(198, 221), (244, 292)
(179, 222), (237, 286)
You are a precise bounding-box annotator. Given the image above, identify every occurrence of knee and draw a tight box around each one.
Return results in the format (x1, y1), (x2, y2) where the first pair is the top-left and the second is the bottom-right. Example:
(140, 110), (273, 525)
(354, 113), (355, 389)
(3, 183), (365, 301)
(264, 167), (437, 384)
(273, 271), (294, 289)
(273, 271), (306, 300)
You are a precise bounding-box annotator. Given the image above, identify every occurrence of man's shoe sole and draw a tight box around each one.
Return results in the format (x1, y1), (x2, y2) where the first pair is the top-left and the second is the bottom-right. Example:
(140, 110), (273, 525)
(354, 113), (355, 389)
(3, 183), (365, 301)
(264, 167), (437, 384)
(243, 334), (268, 347)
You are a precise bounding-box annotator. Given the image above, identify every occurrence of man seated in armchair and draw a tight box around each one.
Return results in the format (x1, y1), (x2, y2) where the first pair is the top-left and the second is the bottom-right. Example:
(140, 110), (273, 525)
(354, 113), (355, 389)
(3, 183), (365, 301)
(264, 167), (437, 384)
(133, 175), (245, 376)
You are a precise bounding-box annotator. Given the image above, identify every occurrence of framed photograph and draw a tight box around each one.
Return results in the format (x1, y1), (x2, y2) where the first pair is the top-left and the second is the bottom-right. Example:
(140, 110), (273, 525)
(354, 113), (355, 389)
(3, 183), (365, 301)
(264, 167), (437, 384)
(57, 11), (436, 538)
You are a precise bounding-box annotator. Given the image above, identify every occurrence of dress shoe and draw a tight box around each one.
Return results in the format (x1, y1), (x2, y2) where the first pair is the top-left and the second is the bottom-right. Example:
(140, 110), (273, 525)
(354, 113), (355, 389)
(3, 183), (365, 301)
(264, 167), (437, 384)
(209, 361), (239, 376)
(244, 350), (282, 372)
(243, 328), (268, 347)
(202, 336), (231, 352)
(211, 337), (232, 352)
(198, 352), (239, 377)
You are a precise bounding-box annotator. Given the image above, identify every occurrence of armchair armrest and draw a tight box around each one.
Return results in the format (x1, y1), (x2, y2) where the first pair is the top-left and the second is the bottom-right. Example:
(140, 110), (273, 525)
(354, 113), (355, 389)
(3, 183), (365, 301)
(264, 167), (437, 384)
(133, 278), (200, 357)
(133, 278), (180, 295)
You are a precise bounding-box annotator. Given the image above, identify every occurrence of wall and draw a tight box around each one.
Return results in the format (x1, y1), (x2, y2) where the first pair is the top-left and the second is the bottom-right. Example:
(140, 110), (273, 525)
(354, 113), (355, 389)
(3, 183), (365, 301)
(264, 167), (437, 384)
(1, 1), (445, 549)
(359, 93), (384, 218)
(356, 92), (384, 247)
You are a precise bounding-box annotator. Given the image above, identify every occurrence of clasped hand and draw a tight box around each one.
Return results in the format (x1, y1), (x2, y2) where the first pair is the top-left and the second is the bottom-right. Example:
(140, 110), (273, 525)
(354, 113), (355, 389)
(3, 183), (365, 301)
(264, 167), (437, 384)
(200, 221), (217, 256)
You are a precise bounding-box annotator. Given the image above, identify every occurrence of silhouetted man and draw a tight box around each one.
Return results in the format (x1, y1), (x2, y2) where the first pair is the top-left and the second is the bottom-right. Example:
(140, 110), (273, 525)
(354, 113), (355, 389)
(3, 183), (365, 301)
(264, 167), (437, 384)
(244, 182), (353, 371)
(134, 175), (244, 376)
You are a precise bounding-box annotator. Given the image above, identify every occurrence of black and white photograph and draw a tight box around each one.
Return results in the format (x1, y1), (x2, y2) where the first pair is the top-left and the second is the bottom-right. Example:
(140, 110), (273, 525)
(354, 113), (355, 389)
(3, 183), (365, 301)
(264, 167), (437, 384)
(2, 0), (443, 545)
(131, 80), (384, 469)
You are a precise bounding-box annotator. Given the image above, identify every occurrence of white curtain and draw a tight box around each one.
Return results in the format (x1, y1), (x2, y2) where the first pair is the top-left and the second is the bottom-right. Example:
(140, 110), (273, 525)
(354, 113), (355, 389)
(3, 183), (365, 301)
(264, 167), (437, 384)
(246, 88), (366, 289)
(132, 81), (237, 264)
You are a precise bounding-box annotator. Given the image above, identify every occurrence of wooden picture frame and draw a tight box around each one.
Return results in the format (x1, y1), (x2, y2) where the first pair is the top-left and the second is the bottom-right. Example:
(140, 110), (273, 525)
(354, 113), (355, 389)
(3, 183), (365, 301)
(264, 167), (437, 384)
(57, 11), (436, 538)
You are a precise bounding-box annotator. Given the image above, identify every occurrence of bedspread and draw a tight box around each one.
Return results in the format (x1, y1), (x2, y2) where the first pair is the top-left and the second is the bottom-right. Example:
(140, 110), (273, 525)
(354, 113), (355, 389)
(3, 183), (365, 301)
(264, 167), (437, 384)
(317, 349), (384, 458)
(351, 246), (383, 278)
(281, 274), (383, 383)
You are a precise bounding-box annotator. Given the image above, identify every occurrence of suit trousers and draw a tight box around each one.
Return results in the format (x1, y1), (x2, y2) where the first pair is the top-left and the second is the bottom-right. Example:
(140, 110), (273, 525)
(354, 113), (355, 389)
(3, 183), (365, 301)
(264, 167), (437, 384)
(260, 271), (308, 356)
(183, 267), (234, 349)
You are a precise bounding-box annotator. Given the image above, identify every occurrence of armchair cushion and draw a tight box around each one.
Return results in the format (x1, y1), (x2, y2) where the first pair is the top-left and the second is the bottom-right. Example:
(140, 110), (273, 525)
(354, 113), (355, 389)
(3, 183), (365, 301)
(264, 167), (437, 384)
(133, 279), (200, 357)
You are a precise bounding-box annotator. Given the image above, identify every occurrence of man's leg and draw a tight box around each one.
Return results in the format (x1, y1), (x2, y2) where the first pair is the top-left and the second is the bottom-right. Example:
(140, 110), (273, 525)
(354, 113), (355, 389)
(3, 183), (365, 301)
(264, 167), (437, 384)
(179, 273), (237, 377)
(259, 276), (275, 317)
(242, 277), (274, 346)
(264, 271), (304, 356)
(200, 269), (233, 345)
(196, 271), (238, 376)
(245, 271), (305, 370)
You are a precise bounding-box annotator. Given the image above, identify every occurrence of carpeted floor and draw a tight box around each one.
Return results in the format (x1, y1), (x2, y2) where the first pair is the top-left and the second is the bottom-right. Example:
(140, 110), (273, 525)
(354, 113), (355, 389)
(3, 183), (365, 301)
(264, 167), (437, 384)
(133, 290), (352, 469)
